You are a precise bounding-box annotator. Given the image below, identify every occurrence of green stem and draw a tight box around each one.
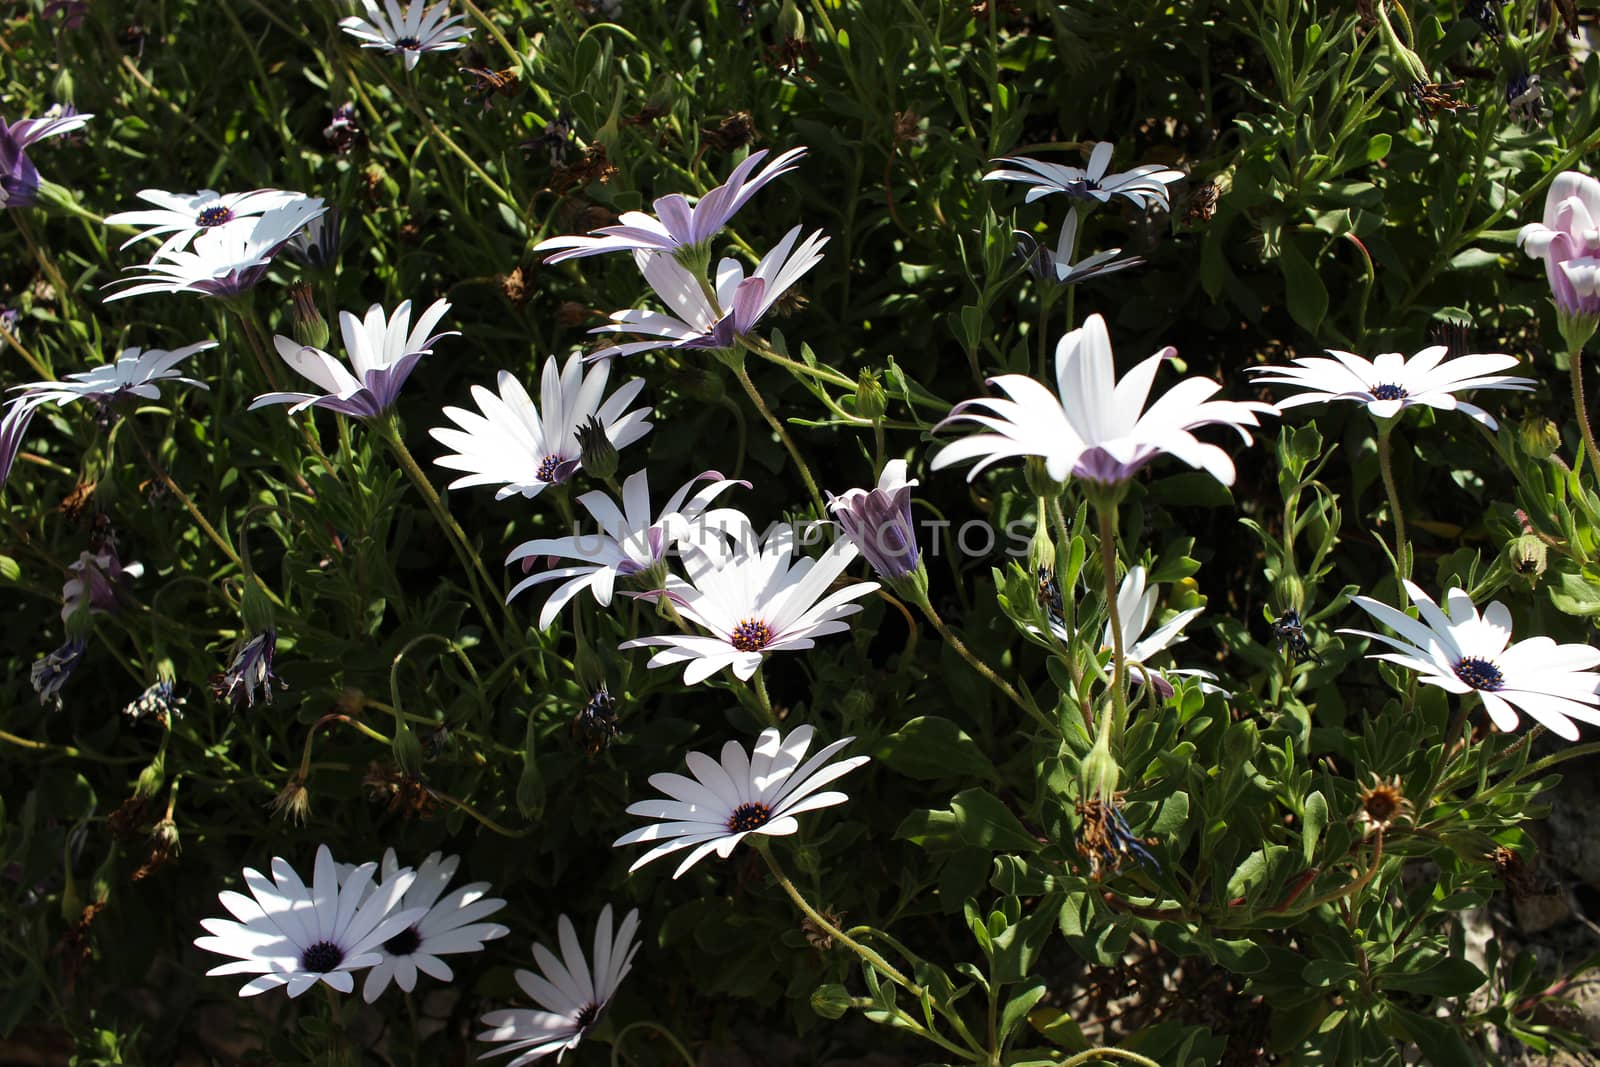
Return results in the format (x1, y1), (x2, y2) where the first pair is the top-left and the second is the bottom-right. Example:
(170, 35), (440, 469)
(1096, 501), (1130, 739)
(731, 361), (828, 518)
(1569, 341), (1600, 479)
(748, 668), (779, 728)
(1058, 1049), (1163, 1067)
(609, 1021), (697, 1067)
(916, 595), (1057, 736)
(1375, 420), (1408, 571)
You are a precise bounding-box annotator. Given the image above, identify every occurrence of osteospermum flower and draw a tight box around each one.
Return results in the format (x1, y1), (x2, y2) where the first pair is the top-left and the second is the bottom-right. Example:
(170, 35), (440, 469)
(931, 313), (1273, 487)
(11, 341), (215, 408)
(619, 514), (879, 685)
(104, 188), (309, 257)
(0, 107), (92, 208)
(339, 0), (472, 70)
(1342, 580), (1600, 740)
(506, 469), (747, 630)
(613, 724), (868, 877)
(1517, 169), (1600, 319)
(1015, 208), (1144, 287)
(249, 299), (455, 418)
(430, 355), (652, 500)
(31, 637), (86, 709)
(104, 199), (326, 301)
(357, 849), (509, 1003)
(477, 905), (641, 1065)
(1097, 566), (1221, 698)
(195, 844), (428, 998)
(1248, 346), (1535, 429)
(212, 630), (284, 709)
(983, 142), (1184, 212)
(0, 395), (40, 490)
(532, 146), (807, 264)
(587, 226), (828, 359)
(826, 460), (924, 592)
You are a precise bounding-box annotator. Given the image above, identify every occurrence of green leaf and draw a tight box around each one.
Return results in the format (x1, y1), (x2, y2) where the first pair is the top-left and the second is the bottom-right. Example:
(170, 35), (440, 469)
(1548, 570), (1600, 616)
(999, 979), (1050, 1044)
(1151, 790), (1190, 836)
(1380, 956), (1487, 997)
(876, 717), (998, 782)
(1448, 248), (1502, 270)
(949, 789), (1041, 853)
(1365, 132), (1392, 161)
(1279, 239), (1328, 335)
(1301, 790), (1328, 864)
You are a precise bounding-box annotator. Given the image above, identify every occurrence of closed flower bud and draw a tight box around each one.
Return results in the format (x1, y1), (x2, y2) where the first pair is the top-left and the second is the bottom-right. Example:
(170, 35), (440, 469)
(575, 415), (619, 480)
(811, 983), (851, 1020)
(135, 752), (165, 798)
(1272, 573), (1306, 614)
(855, 369), (888, 421)
(1025, 455), (1063, 499)
(777, 0), (806, 41)
(1518, 417), (1561, 460)
(290, 282), (329, 351)
(1509, 533), (1548, 582)
(270, 777), (311, 825)
(150, 817), (181, 860)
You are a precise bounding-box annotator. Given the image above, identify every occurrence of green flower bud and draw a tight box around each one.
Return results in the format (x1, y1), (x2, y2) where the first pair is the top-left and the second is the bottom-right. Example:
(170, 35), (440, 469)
(135, 751), (165, 799)
(1509, 533), (1548, 584)
(855, 369), (888, 421)
(810, 983), (852, 1020)
(575, 416), (619, 481)
(1518, 417), (1561, 460)
(777, 0), (806, 41)
(290, 282), (329, 351)
(1024, 456), (1063, 500)
(150, 818), (182, 859)
(1272, 573), (1306, 615)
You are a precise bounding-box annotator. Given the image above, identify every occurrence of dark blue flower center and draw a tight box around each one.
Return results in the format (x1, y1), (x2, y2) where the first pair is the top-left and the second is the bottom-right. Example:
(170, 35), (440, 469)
(395, 36), (421, 48)
(727, 801), (772, 833)
(383, 926), (421, 956)
(574, 1002), (602, 1029)
(300, 940), (345, 973)
(1454, 655), (1505, 691)
(535, 453), (567, 483)
(730, 618), (774, 653)
(196, 205), (233, 227)
(1370, 382), (1409, 401)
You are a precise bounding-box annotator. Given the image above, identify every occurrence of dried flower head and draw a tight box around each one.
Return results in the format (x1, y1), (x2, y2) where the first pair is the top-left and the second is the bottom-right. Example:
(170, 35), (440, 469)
(1075, 796), (1158, 879)
(270, 777), (311, 825)
(1357, 774), (1412, 835)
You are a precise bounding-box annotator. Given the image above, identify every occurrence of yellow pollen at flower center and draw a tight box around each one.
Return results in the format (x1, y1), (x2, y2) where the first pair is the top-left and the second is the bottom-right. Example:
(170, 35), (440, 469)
(730, 618), (774, 652)
(727, 801), (772, 832)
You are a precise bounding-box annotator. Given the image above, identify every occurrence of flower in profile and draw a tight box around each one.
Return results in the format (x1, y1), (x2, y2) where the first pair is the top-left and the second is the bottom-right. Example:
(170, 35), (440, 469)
(249, 298), (455, 419)
(104, 199), (326, 302)
(104, 188), (309, 257)
(12, 341), (216, 410)
(533, 146), (807, 263)
(619, 514), (879, 685)
(613, 724), (868, 877)
(587, 226), (828, 359)
(1015, 208), (1144, 287)
(1248, 346), (1535, 429)
(983, 142), (1184, 212)
(61, 542), (144, 623)
(287, 207), (341, 270)
(1342, 580), (1600, 740)
(0, 107), (93, 208)
(1098, 566), (1221, 699)
(123, 679), (185, 726)
(506, 469), (747, 629)
(1517, 170), (1600, 327)
(339, 0), (473, 70)
(0, 396), (45, 492)
(212, 630), (285, 709)
(194, 844), (428, 998)
(477, 905), (641, 1064)
(430, 355), (652, 500)
(826, 460), (925, 599)
(931, 313), (1273, 487)
(357, 849), (509, 1003)
(31, 637), (87, 709)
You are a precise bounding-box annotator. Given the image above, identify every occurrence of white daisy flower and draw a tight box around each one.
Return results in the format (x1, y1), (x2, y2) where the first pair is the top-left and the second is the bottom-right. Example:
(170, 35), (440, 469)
(618, 513), (879, 685)
(10, 341), (215, 407)
(356, 849), (509, 1003)
(104, 198), (326, 302)
(1015, 208), (1144, 287)
(248, 298), (455, 419)
(339, 0), (473, 71)
(612, 724), (868, 878)
(429, 354), (653, 500)
(587, 226), (827, 359)
(194, 844), (428, 998)
(1098, 566), (1223, 698)
(1247, 346), (1535, 430)
(930, 312), (1273, 487)
(983, 142), (1185, 212)
(505, 468), (748, 629)
(104, 188), (309, 258)
(532, 147), (807, 263)
(1342, 580), (1600, 741)
(477, 905), (641, 1065)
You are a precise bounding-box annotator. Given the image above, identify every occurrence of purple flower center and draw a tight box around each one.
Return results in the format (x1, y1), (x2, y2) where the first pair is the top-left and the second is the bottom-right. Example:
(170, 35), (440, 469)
(300, 940), (345, 973)
(730, 618), (774, 653)
(535, 453), (567, 483)
(1453, 655), (1504, 691)
(1370, 383), (1409, 401)
(726, 801), (773, 833)
(395, 36), (421, 49)
(196, 205), (233, 228)
(574, 1002), (603, 1029)
(383, 926), (422, 956)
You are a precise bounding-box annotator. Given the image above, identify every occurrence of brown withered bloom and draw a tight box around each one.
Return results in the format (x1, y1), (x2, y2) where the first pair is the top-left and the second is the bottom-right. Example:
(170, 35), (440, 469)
(1076, 796), (1158, 879)
(556, 300), (590, 327)
(702, 112), (756, 152)
(52, 900), (106, 993)
(892, 110), (925, 150)
(132, 818), (181, 881)
(1357, 773), (1412, 835)
(551, 143), (617, 194)
(363, 760), (439, 818)
(767, 37), (819, 77)
(500, 265), (531, 306)
(270, 776), (311, 825)
(623, 103), (668, 128)
(801, 907), (843, 952)
(1409, 81), (1473, 129)
(460, 65), (519, 109)
(60, 479), (95, 524)
(572, 686), (621, 756)
(1185, 181), (1220, 225)
(107, 795), (150, 842)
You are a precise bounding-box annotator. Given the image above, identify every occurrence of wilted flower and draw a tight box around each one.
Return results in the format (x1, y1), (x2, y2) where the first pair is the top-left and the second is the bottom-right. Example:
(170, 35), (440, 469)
(339, 0), (473, 70)
(212, 630), (284, 709)
(587, 226), (828, 359)
(194, 844), (428, 998)
(249, 298), (455, 419)
(620, 513), (879, 685)
(571, 686), (621, 755)
(1076, 796), (1158, 878)
(984, 142), (1184, 212)
(123, 679), (185, 726)
(1357, 774), (1412, 835)
(0, 107), (93, 208)
(613, 724), (868, 877)
(31, 637), (87, 709)
(104, 199), (327, 301)
(932, 313), (1273, 487)
(356, 849), (509, 1003)
(1249, 346), (1535, 429)
(533, 147), (807, 263)
(104, 188), (311, 258)
(478, 905), (641, 1064)
(1015, 208), (1145, 286)
(1507, 71), (1543, 125)
(1517, 170), (1600, 330)
(61, 543), (143, 623)
(826, 460), (925, 598)
(1342, 580), (1600, 740)
(323, 103), (363, 154)
(430, 355), (652, 500)
(506, 469), (746, 629)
